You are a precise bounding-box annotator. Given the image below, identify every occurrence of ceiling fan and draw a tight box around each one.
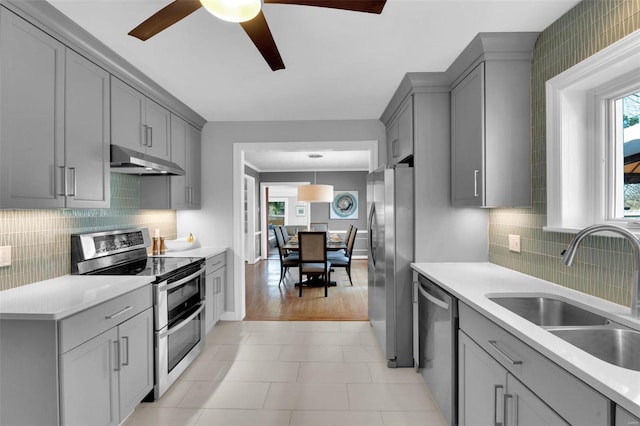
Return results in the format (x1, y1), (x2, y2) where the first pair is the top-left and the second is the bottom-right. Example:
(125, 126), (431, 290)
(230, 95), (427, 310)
(128, 0), (387, 71)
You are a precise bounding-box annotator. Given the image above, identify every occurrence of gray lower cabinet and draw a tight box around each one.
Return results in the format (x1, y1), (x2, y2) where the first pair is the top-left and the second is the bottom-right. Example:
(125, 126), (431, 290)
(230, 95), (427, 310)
(111, 76), (171, 161)
(60, 307), (153, 425)
(459, 302), (610, 426)
(459, 331), (567, 426)
(206, 252), (227, 333)
(0, 7), (110, 209)
(0, 285), (153, 426)
(617, 406), (640, 426)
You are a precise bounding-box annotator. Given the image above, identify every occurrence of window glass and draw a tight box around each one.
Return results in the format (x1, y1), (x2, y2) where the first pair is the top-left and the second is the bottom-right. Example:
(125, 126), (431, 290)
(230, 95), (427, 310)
(621, 92), (640, 217)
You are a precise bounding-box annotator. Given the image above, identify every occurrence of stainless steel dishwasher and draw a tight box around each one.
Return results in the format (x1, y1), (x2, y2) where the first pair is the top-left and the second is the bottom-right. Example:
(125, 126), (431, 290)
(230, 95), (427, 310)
(413, 272), (458, 426)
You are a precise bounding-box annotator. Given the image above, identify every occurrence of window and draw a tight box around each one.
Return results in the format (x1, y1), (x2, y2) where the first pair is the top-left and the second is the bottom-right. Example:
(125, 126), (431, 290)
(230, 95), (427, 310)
(616, 92), (640, 217)
(546, 30), (640, 232)
(268, 199), (287, 226)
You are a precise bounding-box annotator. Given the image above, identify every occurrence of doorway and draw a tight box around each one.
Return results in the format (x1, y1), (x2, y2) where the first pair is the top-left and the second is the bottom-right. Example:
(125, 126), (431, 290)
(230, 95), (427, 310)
(231, 140), (378, 320)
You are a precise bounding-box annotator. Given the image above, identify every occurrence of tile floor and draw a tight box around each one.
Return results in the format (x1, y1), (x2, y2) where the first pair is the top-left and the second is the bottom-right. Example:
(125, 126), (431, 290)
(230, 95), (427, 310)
(123, 320), (447, 426)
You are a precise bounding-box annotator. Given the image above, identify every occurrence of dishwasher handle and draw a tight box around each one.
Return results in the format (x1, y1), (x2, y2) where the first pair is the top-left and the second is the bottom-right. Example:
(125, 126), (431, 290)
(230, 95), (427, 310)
(417, 281), (450, 310)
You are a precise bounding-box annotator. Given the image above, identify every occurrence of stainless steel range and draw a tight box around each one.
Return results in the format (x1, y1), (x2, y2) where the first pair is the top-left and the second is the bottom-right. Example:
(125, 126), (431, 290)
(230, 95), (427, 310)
(71, 227), (206, 399)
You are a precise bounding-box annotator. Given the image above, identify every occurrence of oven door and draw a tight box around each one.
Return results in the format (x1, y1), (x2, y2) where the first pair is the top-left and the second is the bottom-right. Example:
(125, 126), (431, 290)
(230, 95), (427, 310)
(155, 302), (205, 399)
(155, 264), (205, 330)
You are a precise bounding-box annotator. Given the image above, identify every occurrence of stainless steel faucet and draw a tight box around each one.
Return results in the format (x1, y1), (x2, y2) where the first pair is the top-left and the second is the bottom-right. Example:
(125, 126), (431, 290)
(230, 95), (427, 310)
(561, 224), (640, 318)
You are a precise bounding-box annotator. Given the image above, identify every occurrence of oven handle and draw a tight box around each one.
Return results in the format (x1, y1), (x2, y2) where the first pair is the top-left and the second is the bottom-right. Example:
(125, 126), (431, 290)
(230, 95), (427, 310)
(158, 303), (204, 339)
(157, 266), (204, 293)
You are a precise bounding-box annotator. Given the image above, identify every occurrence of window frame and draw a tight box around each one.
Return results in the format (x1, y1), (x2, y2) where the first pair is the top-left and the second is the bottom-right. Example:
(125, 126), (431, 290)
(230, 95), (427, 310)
(545, 30), (640, 233)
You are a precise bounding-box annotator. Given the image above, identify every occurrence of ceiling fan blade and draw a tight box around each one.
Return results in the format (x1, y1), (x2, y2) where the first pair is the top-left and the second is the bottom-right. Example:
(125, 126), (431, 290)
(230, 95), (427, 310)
(129, 0), (202, 41)
(264, 0), (386, 14)
(240, 11), (285, 71)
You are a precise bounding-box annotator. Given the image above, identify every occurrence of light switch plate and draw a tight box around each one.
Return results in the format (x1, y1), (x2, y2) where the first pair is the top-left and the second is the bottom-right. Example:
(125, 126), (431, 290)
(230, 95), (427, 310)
(508, 235), (521, 253)
(0, 246), (11, 267)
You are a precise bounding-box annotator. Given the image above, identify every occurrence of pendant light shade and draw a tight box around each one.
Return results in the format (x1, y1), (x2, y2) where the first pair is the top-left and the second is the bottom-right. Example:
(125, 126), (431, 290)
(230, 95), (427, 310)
(200, 0), (261, 23)
(298, 153), (334, 203)
(298, 184), (334, 203)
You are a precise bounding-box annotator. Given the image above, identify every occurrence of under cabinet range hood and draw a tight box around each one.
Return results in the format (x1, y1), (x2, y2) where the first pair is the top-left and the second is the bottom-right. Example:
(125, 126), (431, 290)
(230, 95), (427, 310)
(110, 145), (185, 176)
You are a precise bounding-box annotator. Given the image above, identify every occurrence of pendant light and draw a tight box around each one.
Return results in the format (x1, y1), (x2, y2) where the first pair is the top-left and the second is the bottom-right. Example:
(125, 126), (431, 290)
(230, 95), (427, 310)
(200, 0), (262, 23)
(298, 154), (334, 203)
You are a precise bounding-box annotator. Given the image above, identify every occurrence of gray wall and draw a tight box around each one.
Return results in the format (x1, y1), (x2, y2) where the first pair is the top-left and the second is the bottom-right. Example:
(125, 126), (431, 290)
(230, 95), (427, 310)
(261, 171), (369, 258)
(260, 171), (367, 233)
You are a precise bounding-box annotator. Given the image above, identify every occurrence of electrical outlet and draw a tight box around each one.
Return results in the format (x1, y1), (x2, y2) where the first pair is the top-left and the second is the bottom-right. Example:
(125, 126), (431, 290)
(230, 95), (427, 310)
(0, 246), (11, 267)
(508, 235), (521, 253)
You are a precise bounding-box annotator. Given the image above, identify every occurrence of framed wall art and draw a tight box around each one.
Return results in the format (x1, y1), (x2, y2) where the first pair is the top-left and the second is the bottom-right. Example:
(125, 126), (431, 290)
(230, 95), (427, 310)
(330, 190), (358, 219)
(295, 205), (306, 217)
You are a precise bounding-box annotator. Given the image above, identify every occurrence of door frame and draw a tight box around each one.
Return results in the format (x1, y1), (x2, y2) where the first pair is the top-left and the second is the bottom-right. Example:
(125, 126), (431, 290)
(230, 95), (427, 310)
(231, 141), (378, 320)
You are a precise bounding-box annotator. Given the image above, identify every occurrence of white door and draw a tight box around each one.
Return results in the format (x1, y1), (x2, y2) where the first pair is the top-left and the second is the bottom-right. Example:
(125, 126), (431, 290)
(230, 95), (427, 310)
(244, 175), (257, 263)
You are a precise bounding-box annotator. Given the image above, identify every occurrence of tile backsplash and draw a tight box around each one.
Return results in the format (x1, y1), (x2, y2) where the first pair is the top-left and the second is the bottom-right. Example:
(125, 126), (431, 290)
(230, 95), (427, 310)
(0, 173), (176, 291)
(489, 0), (640, 306)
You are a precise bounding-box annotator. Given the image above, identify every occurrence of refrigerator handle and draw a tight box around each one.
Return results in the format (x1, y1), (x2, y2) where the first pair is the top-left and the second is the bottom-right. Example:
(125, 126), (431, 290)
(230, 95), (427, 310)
(368, 203), (376, 266)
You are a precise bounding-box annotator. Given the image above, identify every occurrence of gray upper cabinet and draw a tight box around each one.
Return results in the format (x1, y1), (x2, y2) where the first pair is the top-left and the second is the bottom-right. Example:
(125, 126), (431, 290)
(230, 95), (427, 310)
(449, 33), (537, 207)
(385, 95), (414, 166)
(111, 76), (171, 161)
(64, 49), (110, 208)
(451, 63), (484, 206)
(0, 7), (65, 208)
(0, 7), (109, 209)
(140, 114), (201, 210)
(169, 114), (201, 209)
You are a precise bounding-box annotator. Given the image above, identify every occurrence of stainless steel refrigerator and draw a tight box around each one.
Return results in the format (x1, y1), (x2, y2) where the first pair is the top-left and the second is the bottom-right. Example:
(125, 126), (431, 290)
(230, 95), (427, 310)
(367, 164), (414, 367)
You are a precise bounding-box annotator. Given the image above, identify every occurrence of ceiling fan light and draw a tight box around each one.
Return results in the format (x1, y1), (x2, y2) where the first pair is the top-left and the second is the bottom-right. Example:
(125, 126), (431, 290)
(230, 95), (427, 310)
(298, 184), (334, 203)
(200, 0), (261, 23)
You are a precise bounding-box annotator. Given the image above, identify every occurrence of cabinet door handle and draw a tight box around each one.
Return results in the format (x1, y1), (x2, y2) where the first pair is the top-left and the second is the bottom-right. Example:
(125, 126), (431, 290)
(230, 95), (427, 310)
(121, 336), (129, 366)
(68, 167), (76, 197)
(105, 305), (132, 320)
(142, 124), (148, 146)
(393, 139), (399, 158)
(58, 166), (67, 196)
(147, 126), (153, 147)
(190, 187), (194, 204)
(474, 169), (480, 197)
(503, 393), (513, 426)
(185, 186), (190, 204)
(488, 340), (523, 365)
(113, 340), (121, 371)
(493, 384), (504, 426)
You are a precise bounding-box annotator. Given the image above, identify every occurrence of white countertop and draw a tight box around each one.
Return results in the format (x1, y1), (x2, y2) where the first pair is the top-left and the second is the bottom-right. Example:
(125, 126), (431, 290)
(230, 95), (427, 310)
(155, 246), (227, 259)
(411, 262), (640, 418)
(0, 275), (153, 321)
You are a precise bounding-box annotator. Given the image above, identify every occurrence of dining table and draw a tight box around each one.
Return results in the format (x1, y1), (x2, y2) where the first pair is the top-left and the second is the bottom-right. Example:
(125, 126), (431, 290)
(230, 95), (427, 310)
(282, 233), (346, 252)
(282, 233), (346, 287)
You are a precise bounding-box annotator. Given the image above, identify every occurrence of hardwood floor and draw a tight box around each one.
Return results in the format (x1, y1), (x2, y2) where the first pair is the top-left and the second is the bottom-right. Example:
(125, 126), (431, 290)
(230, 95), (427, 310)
(245, 258), (368, 321)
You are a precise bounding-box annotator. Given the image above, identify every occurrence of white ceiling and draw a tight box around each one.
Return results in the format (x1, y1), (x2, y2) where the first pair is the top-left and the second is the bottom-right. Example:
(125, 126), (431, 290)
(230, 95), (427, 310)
(47, 0), (579, 122)
(245, 149), (371, 172)
(46, 0), (580, 171)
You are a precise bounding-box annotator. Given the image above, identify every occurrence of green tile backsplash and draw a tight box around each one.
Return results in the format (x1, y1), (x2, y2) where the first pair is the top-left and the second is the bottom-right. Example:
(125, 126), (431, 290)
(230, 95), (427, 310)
(489, 0), (640, 306)
(0, 173), (177, 290)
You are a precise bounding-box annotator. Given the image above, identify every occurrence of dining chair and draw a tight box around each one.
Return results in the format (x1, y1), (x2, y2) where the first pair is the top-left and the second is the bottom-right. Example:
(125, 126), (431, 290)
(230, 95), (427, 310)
(328, 226), (357, 286)
(309, 222), (329, 232)
(274, 226), (298, 287)
(298, 231), (331, 297)
(280, 225), (290, 242)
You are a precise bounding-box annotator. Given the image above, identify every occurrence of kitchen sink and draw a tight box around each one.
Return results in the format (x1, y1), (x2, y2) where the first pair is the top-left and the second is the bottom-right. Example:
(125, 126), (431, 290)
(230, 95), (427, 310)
(488, 295), (610, 327)
(549, 327), (640, 372)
